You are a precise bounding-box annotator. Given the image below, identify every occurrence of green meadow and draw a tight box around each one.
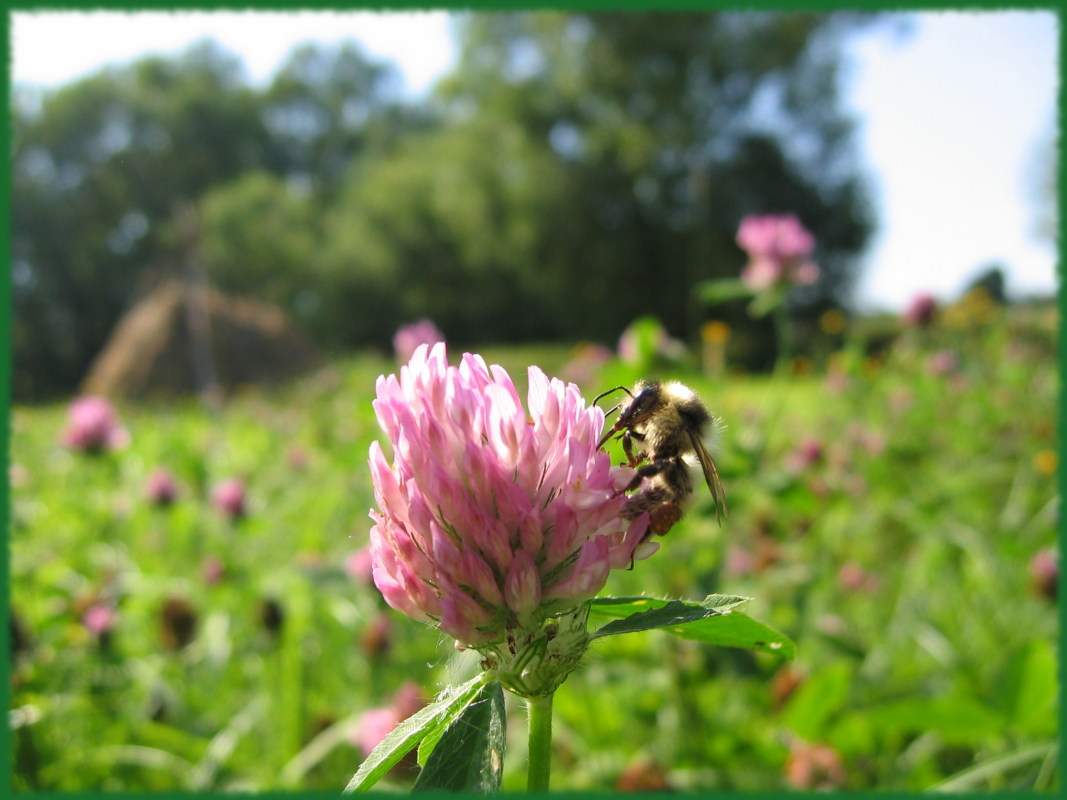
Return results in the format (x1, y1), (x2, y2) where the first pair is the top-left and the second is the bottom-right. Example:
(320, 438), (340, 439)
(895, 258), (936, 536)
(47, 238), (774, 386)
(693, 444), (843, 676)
(9, 300), (1058, 792)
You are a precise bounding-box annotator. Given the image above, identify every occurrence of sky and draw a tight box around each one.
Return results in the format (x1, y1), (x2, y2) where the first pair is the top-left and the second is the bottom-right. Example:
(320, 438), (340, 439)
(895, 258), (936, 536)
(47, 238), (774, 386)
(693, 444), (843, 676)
(10, 9), (1060, 312)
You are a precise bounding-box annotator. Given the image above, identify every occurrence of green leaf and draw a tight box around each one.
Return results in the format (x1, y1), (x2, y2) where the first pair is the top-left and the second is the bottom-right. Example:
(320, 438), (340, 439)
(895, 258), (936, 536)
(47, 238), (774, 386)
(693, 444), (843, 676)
(1007, 638), (1058, 737)
(930, 742), (1059, 792)
(589, 594), (750, 627)
(782, 661), (853, 740)
(344, 674), (488, 794)
(589, 595), (794, 658)
(415, 717), (447, 769)
(862, 693), (1005, 745)
(696, 278), (754, 304)
(658, 611), (795, 658)
(412, 681), (506, 793)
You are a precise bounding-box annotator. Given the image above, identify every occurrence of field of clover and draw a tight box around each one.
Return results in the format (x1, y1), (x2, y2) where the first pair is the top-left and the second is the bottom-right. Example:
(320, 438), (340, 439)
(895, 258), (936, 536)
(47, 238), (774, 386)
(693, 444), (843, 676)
(9, 288), (1059, 792)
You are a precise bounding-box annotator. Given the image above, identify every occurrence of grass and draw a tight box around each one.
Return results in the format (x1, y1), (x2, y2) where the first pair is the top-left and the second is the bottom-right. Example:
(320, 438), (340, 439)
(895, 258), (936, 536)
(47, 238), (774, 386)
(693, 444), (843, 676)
(8, 300), (1059, 791)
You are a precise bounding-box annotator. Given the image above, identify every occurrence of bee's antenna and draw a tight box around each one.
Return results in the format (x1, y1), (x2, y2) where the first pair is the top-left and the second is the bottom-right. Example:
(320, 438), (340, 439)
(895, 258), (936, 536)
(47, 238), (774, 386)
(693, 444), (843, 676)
(592, 385), (633, 408)
(593, 386), (632, 449)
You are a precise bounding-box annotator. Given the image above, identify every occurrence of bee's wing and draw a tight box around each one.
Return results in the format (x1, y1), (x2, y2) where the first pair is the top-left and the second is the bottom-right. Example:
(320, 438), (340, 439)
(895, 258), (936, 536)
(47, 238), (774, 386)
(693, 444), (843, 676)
(689, 429), (728, 524)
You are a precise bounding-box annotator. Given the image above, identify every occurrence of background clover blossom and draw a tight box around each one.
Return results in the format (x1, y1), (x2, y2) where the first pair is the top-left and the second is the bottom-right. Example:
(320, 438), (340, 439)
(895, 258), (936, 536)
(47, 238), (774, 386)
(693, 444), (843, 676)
(392, 318), (446, 364)
(61, 395), (130, 453)
(368, 343), (649, 649)
(144, 468), (179, 506)
(212, 478), (247, 520)
(736, 213), (820, 291)
(352, 682), (426, 758)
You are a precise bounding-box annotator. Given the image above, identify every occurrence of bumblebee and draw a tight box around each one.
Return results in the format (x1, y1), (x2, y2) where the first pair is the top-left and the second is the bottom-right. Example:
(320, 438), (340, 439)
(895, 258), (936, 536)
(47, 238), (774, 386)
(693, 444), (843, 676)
(595, 380), (727, 541)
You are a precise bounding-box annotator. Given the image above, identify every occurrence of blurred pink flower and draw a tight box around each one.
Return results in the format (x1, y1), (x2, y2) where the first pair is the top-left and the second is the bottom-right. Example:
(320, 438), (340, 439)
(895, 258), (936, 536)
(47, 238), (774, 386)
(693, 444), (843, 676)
(888, 387), (913, 416)
(345, 546), (375, 584)
(201, 556), (226, 586)
(927, 349), (959, 376)
(353, 707), (402, 758)
(61, 396), (129, 453)
(723, 544), (754, 577)
(560, 343), (614, 386)
(369, 343), (649, 648)
(739, 258), (786, 292)
(145, 468), (179, 506)
(785, 740), (846, 789)
(1029, 547), (1057, 601)
(393, 318), (445, 364)
(212, 478), (247, 520)
(10, 463), (29, 488)
(902, 292), (938, 327)
(785, 437), (825, 473)
(287, 445), (310, 471)
(736, 214), (819, 291)
(352, 681), (427, 757)
(82, 603), (116, 636)
(360, 611), (393, 657)
(838, 561), (880, 593)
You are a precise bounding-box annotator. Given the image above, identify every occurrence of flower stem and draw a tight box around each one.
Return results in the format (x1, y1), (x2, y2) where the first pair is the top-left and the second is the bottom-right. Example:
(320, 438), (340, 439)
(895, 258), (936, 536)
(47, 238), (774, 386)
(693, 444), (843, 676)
(526, 693), (553, 792)
(773, 303), (794, 375)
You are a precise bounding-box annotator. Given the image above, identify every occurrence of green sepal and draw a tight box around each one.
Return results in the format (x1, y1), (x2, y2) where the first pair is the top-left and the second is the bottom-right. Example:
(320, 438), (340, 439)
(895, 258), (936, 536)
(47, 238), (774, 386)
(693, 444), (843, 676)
(413, 680), (506, 793)
(344, 673), (488, 793)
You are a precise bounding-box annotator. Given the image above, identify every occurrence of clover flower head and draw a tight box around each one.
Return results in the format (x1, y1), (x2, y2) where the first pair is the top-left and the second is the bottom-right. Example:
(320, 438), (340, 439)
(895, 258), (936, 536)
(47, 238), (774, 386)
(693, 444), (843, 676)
(145, 468), (179, 506)
(903, 292), (938, 327)
(212, 478), (247, 520)
(201, 556), (226, 586)
(82, 603), (117, 636)
(927, 349), (959, 376)
(345, 546), (375, 584)
(560, 343), (613, 386)
(62, 396), (129, 453)
(353, 682), (427, 757)
(1029, 548), (1058, 601)
(785, 740), (846, 790)
(368, 343), (650, 694)
(736, 214), (819, 291)
(393, 318), (446, 364)
(785, 437), (825, 473)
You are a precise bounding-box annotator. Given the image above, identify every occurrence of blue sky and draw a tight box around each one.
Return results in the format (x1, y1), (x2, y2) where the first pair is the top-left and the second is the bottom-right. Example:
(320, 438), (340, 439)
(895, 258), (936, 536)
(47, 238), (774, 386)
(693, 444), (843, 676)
(11, 9), (1059, 311)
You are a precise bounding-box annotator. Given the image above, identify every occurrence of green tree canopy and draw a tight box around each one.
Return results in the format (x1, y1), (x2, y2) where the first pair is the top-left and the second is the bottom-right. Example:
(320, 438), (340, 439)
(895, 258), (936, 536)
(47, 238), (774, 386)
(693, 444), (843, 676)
(11, 39), (405, 398)
(12, 13), (883, 399)
(435, 11), (876, 338)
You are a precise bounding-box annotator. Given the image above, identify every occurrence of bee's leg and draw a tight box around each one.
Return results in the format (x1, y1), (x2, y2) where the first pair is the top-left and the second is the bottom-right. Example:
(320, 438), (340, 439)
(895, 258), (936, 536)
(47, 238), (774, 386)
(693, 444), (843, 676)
(621, 481), (672, 518)
(621, 430), (645, 468)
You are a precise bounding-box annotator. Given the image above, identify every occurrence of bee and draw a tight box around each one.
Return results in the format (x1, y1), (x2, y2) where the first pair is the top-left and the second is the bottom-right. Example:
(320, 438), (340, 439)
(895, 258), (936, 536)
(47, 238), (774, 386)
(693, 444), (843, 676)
(595, 380), (727, 543)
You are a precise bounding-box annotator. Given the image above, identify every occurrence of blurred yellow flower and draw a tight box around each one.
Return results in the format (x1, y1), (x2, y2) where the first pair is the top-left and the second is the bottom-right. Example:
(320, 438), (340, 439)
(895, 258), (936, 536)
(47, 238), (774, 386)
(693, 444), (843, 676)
(1034, 449), (1057, 476)
(819, 309), (848, 335)
(791, 356), (813, 376)
(963, 287), (997, 324)
(702, 320), (731, 344)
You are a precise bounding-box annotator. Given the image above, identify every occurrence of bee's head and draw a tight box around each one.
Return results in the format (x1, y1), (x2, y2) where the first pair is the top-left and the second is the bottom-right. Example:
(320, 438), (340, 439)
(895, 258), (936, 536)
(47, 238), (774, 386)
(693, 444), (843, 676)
(618, 381), (664, 426)
(595, 380), (666, 448)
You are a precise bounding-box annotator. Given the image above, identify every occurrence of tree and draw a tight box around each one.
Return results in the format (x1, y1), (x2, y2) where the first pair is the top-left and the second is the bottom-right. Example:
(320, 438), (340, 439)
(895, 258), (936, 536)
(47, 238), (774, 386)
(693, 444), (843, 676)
(11, 40), (413, 399)
(436, 11), (878, 345)
(12, 41), (274, 398)
(261, 41), (430, 198)
(317, 115), (570, 348)
(197, 171), (321, 322)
